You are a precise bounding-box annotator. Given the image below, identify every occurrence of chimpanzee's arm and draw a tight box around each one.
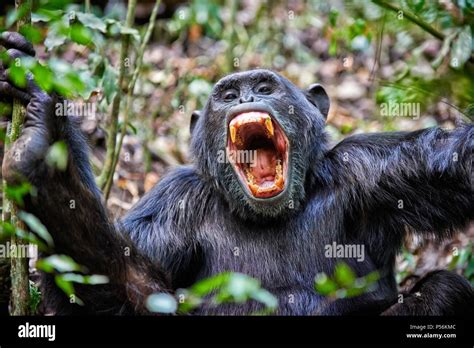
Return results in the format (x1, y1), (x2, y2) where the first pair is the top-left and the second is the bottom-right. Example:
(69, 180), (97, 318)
(328, 125), (473, 238)
(1, 32), (169, 314)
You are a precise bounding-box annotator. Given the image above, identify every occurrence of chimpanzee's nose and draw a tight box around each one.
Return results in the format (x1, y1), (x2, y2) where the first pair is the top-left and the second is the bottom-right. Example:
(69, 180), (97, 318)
(239, 95), (255, 103)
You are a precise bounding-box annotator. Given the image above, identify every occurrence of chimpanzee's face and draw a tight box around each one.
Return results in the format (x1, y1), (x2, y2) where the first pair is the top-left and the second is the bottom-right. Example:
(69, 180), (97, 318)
(191, 69), (329, 219)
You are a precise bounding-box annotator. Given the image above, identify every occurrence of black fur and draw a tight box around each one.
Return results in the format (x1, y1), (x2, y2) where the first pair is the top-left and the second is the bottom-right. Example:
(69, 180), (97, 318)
(1, 32), (473, 315)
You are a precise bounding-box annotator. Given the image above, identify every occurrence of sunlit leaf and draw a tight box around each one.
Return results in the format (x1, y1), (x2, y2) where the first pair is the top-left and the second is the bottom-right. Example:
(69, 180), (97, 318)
(5, 182), (34, 207)
(146, 293), (178, 314)
(19, 24), (43, 44)
(70, 23), (93, 46)
(46, 141), (68, 171)
(36, 254), (85, 273)
(77, 12), (106, 33)
(334, 262), (357, 288)
(18, 211), (54, 247)
(32, 63), (54, 92)
(314, 273), (338, 296)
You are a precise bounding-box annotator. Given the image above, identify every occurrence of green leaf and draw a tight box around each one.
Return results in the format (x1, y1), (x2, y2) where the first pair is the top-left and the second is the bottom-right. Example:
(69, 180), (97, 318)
(251, 289), (278, 310)
(19, 25), (43, 44)
(53, 72), (87, 98)
(60, 273), (109, 285)
(44, 19), (69, 51)
(5, 182), (34, 207)
(314, 273), (338, 296)
(54, 274), (84, 305)
(46, 141), (68, 171)
(450, 26), (472, 69)
(70, 23), (93, 46)
(76, 12), (107, 33)
(32, 9), (64, 23)
(8, 64), (27, 88)
(18, 211), (54, 247)
(32, 63), (54, 92)
(146, 293), (178, 313)
(0, 223), (48, 251)
(36, 254), (85, 273)
(334, 262), (357, 288)
(190, 272), (231, 296)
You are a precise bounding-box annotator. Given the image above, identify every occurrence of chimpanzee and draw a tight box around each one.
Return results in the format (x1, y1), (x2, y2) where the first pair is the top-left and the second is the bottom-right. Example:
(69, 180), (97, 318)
(1, 32), (473, 315)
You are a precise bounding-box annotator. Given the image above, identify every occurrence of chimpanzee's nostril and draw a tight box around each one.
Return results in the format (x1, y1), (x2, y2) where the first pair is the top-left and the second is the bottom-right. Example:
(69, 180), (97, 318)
(239, 95), (255, 104)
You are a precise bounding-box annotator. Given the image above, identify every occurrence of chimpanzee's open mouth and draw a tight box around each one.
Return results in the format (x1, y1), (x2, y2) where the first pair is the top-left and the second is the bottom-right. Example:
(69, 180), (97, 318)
(226, 111), (289, 199)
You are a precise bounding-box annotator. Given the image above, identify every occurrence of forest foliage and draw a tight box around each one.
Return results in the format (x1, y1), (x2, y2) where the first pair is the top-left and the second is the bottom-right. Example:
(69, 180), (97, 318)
(0, 0), (473, 315)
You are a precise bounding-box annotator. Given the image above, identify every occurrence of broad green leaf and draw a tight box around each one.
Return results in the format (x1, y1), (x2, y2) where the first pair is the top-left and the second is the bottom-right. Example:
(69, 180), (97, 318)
(19, 25), (43, 44)
(334, 262), (357, 288)
(32, 63), (54, 92)
(44, 19), (69, 51)
(18, 211), (54, 247)
(8, 65), (27, 88)
(46, 141), (68, 171)
(70, 23), (93, 46)
(314, 273), (338, 296)
(190, 272), (231, 296)
(77, 12), (107, 33)
(32, 9), (64, 23)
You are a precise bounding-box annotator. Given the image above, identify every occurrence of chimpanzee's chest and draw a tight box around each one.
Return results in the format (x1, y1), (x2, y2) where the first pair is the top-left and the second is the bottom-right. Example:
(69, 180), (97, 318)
(193, 207), (379, 315)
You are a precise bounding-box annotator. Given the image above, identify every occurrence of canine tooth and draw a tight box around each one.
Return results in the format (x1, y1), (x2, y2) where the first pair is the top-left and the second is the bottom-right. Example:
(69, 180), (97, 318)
(230, 125), (237, 143)
(265, 117), (274, 136)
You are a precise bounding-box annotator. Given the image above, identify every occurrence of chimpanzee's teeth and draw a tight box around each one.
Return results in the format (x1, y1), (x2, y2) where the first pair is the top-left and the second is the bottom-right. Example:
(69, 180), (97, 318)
(229, 112), (273, 144)
(276, 160), (282, 176)
(265, 117), (273, 137)
(245, 168), (255, 184)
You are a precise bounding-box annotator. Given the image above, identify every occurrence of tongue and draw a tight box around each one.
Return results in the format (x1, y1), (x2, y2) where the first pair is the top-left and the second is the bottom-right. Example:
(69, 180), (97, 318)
(250, 148), (277, 184)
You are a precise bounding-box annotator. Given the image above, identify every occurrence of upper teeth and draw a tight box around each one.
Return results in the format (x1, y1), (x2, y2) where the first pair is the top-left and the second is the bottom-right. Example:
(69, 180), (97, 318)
(229, 112), (274, 144)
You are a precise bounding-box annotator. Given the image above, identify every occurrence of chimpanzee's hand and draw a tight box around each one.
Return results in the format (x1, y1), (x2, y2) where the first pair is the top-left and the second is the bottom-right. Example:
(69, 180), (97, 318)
(0, 32), (59, 184)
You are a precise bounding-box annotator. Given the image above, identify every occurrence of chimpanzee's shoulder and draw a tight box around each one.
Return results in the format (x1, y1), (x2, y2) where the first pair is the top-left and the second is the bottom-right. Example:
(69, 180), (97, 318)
(120, 165), (215, 227)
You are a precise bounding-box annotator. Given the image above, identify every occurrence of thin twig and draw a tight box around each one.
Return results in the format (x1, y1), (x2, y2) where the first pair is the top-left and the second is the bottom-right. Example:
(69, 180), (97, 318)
(372, 0), (445, 41)
(104, 0), (161, 199)
(97, 0), (137, 190)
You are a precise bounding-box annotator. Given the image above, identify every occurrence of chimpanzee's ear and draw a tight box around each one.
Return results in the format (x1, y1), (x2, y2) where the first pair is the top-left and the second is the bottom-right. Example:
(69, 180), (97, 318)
(305, 83), (330, 119)
(190, 110), (201, 135)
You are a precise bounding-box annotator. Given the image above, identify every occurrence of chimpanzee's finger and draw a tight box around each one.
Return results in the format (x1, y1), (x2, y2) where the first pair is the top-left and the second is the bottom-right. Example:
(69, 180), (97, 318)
(6, 48), (28, 61)
(0, 81), (31, 105)
(0, 32), (35, 56)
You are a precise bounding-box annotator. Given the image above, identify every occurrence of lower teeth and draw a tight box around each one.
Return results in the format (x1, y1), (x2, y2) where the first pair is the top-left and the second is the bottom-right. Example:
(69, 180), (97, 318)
(244, 161), (283, 192)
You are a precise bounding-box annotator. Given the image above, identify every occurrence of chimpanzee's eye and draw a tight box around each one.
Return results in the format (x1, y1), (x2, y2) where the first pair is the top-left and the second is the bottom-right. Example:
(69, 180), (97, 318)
(255, 82), (273, 95)
(223, 89), (239, 102)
